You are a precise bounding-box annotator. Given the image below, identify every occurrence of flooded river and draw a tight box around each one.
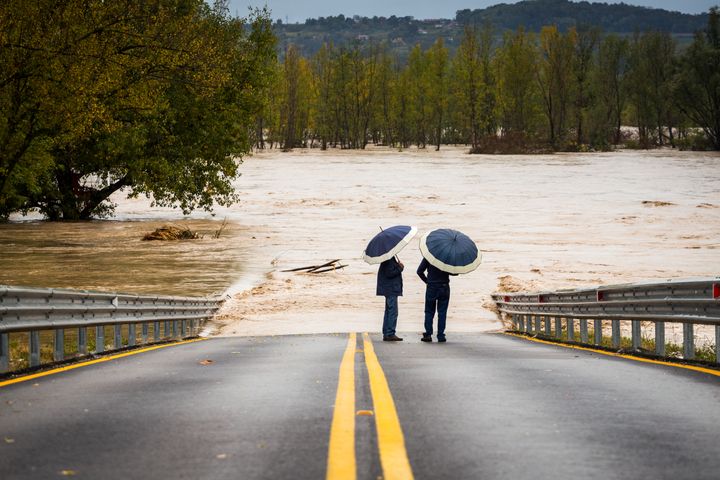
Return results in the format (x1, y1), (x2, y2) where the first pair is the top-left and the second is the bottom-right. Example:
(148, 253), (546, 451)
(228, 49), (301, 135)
(1, 147), (719, 334)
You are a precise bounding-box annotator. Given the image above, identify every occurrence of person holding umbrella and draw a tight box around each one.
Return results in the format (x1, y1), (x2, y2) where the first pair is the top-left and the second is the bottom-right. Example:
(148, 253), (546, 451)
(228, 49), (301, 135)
(417, 228), (481, 343)
(363, 225), (417, 341)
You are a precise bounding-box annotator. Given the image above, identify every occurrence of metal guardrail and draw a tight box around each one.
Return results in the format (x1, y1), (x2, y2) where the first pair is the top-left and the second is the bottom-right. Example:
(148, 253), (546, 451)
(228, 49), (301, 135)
(0, 285), (224, 373)
(493, 277), (720, 363)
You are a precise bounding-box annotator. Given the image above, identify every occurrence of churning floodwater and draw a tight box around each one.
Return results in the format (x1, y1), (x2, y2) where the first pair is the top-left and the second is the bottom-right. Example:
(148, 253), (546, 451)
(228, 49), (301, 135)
(1, 147), (719, 317)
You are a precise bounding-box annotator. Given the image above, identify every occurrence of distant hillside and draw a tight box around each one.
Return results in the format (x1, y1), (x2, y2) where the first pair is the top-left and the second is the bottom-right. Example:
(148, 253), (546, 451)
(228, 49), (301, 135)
(456, 0), (708, 33)
(273, 0), (710, 58)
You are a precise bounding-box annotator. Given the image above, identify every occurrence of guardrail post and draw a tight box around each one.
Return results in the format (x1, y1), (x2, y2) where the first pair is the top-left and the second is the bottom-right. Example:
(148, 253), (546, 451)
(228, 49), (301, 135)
(683, 323), (695, 360)
(128, 324), (136, 346)
(631, 321), (641, 351)
(0, 333), (8, 372)
(534, 316), (541, 332)
(518, 315), (525, 331)
(191, 319), (196, 335)
(54, 329), (64, 362)
(181, 320), (186, 337)
(555, 317), (562, 339)
(95, 326), (105, 353)
(567, 318), (575, 342)
(173, 320), (179, 339)
(114, 324), (122, 349)
(78, 327), (87, 355)
(142, 323), (149, 344)
(544, 316), (551, 335)
(164, 321), (171, 338)
(594, 319), (602, 345)
(30, 331), (40, 367)
(154, 321), (160, 341)
(580, 319), (588, 343)
(716, 325), (720, 364)
(611, 320), (620, 348)
(655, 322), (665, 356)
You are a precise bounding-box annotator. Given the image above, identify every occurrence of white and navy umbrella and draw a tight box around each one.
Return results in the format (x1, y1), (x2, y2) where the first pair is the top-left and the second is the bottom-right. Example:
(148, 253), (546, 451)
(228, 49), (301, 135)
(419, 228), (482, 274)
(363, 225), (418, 264)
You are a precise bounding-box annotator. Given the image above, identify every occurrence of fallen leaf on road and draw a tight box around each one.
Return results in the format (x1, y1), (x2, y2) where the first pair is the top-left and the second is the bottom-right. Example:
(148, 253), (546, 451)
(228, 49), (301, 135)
(4, 437), (15, 444)
(199, 359), (214, 366)
(59, 470), (77, 476)
(216, 453), (227, 459)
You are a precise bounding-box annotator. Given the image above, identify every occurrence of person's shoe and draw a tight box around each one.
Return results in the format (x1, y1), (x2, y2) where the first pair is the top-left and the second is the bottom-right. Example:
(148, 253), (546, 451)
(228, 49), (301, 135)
(421, 334), (432, 342)
(383, 335), (403, 341)
(437, 336), (447, 343)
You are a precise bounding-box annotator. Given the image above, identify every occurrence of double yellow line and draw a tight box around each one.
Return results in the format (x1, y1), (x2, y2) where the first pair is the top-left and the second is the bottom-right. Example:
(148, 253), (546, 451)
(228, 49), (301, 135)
(327, 333), (414, 480)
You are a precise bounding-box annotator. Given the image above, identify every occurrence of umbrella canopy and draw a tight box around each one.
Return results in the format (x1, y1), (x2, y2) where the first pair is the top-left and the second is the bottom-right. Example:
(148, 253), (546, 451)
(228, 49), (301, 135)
(419, 228), (482, 274)
(363, 225), (418, 264)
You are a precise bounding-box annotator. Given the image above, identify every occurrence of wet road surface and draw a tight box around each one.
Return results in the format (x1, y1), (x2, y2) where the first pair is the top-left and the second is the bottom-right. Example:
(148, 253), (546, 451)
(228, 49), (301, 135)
(1, 333), (720, 479)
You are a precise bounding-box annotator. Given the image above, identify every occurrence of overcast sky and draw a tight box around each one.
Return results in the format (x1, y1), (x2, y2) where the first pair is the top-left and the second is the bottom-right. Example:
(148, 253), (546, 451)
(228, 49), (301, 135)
(228, 0), (718, 22)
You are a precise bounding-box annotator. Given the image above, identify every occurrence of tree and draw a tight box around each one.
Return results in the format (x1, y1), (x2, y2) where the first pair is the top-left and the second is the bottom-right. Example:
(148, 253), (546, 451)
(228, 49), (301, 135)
(589, 34), (629, 146)
(535, 26), (576, 148)
(0, 1), (276, 220)
(674, 7), (720, 150)
(426, 39), (449, 150)
(494, 28), (541, 138)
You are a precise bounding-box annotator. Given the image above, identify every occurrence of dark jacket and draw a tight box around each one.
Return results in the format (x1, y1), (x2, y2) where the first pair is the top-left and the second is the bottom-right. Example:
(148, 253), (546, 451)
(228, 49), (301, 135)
(417, 258), (455, 284)
(376, 258), (404, 296)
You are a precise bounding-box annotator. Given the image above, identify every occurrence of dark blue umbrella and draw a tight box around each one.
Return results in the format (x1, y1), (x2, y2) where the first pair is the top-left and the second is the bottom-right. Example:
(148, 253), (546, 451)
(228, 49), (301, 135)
(419, 228), (482, 274)
(363, 225), (418, 264)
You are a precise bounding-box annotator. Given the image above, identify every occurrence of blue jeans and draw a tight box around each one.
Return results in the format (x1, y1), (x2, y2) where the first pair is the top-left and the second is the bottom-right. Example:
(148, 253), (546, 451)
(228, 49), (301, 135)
(382, 295), (399, 337)
(424, 283), (450, 339)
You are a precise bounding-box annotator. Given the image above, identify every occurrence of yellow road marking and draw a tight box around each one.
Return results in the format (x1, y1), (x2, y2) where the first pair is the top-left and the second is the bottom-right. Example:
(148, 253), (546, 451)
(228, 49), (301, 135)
(0, 338), (208, 388)
(363, 332), (414, 480)
(504, 332), (720, 378)
(326, 333), (357, 480)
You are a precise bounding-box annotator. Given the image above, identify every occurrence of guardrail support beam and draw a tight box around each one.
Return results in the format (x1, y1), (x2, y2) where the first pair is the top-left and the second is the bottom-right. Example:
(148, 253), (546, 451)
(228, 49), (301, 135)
(611, 320), (620, 348)
(114, 325), (122, 349)
(594, 319), (602, 345)
(0, 333), (8, 373)
(555, 317), (562, 339)
(544, 316), (551, 335)
(30, 331), (40, 367)
(54, 329), (64, 362)
(631, 321), (641, 351)
(95, 326), (105, 353)
(567, 318), (575, 342)
(580, 319), (588, 343)
(142, 323), (149, 344)
(128, 324), (136, 346)
(78, 327), (87, 355)
(655, 322), (665, 356)
(154, 322), (160, 341)
(683, 323), (694, 360)
(716, 325), (720, 364)
(172, 320), (179, 338)
(534, 316), (541, 332)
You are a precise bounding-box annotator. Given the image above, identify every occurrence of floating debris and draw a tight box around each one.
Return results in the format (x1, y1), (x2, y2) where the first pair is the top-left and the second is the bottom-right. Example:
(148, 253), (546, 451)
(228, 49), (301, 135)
(142, 225), (201, 241)
(281, 259), (347, 274)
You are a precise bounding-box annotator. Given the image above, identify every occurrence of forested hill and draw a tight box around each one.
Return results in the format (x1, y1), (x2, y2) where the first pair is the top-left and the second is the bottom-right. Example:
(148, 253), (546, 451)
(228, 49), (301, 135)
(274, 0), (709, 56)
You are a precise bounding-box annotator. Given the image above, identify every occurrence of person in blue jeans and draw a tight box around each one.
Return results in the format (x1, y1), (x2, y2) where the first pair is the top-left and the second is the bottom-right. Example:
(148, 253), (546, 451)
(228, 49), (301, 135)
(417, 258), (456, 342)
(376, 257), (404, 341)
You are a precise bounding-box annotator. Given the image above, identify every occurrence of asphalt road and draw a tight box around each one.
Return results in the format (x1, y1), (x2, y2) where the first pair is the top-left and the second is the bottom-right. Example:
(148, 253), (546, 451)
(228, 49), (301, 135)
(1, 333), (720, 479)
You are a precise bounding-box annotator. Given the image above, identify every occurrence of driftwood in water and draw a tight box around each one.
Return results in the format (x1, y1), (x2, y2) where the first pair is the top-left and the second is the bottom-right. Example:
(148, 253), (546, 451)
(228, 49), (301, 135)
(281, 259), (341, 273)
(142, 225), (201, 241)
(309, 264), (347, 274)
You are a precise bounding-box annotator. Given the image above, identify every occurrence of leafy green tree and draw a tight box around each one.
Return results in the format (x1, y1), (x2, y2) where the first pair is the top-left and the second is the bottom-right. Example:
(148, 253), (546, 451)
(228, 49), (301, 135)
(0, 1), (276, 220)
(588, 34), (629, 146)
(674, 7), (720, 150)
(494, 28), (542, 138)
(535, 26), (576, 148)
(426, 39), (449, 150)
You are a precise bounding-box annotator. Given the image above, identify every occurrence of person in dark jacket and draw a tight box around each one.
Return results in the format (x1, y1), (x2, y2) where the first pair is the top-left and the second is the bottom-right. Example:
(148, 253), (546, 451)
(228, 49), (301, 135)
(417, 258), (456, 342)
(376, 257), (404, 341)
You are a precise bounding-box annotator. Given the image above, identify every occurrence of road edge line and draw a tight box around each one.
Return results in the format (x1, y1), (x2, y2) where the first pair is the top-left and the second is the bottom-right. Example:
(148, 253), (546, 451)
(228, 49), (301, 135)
(503, 332), (720, 378)
(362, 332), (414, 480)
(326, 332), (357, 480)
(0, 338), (208, 388)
